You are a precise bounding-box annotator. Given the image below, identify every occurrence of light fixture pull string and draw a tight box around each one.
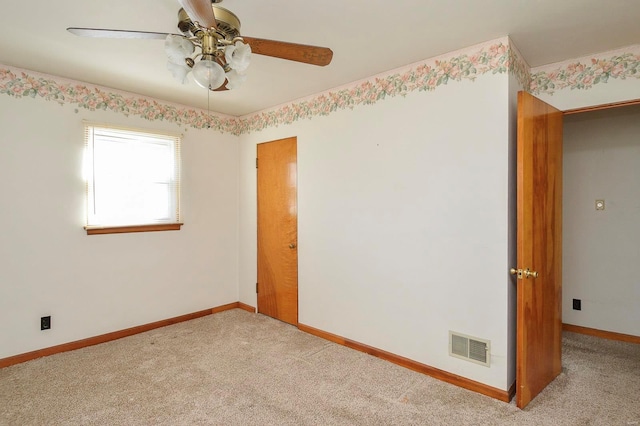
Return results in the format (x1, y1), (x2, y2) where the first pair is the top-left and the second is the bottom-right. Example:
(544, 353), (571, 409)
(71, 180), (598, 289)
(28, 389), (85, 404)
(207, 85), (211, 129)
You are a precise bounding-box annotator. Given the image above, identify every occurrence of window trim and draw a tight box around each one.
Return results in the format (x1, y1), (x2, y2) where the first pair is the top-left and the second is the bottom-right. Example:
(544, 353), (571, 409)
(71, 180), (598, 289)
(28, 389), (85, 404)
(85, 223), (183, 235)
(83, 122), (182, 235)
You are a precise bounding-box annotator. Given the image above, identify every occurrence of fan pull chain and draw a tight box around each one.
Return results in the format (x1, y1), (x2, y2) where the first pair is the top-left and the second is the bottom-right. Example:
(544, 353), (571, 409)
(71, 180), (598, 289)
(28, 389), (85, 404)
(207, 86), (211, 128)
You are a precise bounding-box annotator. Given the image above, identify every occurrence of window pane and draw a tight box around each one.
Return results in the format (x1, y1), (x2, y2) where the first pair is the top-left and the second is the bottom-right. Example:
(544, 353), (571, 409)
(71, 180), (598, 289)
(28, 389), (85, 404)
(94, 182), (171, 224)
(85, 125), (180, 227)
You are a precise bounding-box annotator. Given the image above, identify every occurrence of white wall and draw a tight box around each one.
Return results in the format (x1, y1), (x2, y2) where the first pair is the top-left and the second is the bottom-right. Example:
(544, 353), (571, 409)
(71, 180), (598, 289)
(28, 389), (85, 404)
(239, 74), (514, 390)
(0, 94), (240, 359)
(563, 104), (640, 336)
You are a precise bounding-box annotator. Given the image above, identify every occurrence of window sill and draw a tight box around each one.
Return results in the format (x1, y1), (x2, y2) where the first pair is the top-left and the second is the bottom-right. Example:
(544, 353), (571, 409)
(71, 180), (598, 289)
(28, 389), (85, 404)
(85, 223), (183, 235)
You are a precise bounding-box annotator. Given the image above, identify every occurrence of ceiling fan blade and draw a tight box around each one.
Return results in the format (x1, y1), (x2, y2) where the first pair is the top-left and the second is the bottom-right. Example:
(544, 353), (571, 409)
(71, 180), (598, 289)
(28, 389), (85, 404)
(67, 27), (176, 40)
(242, 37), (333, 66)
(178, 0), (217, 29)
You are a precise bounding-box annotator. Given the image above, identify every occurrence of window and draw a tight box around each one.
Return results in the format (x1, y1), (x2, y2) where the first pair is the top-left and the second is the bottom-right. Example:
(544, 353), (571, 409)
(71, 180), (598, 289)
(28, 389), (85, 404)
(84, 123), (182, 235)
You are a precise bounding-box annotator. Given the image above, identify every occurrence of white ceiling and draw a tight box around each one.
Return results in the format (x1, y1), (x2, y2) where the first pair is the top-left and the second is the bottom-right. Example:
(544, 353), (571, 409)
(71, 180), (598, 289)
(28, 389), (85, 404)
(0, 0), (638, 116)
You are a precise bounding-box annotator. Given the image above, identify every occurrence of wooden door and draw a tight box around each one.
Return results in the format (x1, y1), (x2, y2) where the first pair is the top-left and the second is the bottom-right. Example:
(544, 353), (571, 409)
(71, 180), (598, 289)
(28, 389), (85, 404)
(257, 137), (298, 325)
(516, 91), (563, 408)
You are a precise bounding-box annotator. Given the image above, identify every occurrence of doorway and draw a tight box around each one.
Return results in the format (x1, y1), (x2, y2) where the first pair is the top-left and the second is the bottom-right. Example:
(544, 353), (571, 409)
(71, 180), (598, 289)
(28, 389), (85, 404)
(562, 103), (640, 337)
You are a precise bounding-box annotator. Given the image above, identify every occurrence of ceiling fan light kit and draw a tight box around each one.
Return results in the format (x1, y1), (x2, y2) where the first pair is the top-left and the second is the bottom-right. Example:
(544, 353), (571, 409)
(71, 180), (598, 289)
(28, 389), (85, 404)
(173, 2), (252, 91)
(67, 0), (333, 94)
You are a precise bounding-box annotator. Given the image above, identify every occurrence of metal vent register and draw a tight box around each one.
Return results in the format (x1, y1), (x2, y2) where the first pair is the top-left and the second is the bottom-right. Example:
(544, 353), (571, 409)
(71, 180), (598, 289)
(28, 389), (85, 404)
(449, 331), (490, 367)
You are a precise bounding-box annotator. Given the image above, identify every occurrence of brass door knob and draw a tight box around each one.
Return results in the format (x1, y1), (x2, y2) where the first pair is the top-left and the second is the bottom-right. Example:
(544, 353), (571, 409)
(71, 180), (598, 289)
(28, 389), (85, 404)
(510, 268), (539, 279)
(289, 243), (297, 249)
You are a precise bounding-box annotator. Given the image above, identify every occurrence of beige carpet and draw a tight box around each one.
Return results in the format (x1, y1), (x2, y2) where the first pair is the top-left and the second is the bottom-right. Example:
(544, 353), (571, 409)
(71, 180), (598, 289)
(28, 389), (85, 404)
(1, 309), (638, 425)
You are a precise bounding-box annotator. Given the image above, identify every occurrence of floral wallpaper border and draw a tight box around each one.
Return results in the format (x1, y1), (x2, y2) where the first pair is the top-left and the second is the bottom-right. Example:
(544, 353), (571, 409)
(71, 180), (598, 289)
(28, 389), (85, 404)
(2, 39), (639, 135)
(0, 67), (240, 134)
(530, 44), (640, 96)
(509, 42), (531, 90)
(239, 38), (526, 134)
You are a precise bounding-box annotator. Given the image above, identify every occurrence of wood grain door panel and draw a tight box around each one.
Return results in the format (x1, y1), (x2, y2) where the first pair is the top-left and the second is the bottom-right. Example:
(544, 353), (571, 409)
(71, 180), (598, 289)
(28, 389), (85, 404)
(516, 91), (563, 408)
(257, 137), (298, 325)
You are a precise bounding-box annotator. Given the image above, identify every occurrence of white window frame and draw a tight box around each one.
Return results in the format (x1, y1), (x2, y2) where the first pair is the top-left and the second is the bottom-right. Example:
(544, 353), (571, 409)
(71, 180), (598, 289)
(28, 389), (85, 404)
(83, 123), (182, 235)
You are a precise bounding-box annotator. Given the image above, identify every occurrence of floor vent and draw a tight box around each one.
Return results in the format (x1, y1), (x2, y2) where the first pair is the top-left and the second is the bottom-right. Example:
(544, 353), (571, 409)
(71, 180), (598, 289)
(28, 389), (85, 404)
(449, 331), (490, 367)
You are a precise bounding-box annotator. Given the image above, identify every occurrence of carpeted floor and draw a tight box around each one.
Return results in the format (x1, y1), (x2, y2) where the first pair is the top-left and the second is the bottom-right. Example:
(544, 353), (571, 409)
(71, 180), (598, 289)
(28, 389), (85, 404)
(1, 309), (638, 425)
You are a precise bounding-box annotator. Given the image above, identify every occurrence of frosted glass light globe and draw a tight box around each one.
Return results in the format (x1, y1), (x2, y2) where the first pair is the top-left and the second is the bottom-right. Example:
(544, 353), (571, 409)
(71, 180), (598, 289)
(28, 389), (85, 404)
(225, 41), (251, 72)
(225, 69), (247, 90)
(192, 59), (225, 90)
(166, 61), (191, 84)
(164, 35), (195, 65)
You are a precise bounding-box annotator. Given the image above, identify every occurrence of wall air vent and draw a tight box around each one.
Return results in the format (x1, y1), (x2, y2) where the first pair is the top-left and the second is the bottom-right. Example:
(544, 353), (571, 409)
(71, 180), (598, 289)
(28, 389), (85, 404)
(449, 331), (490, 367)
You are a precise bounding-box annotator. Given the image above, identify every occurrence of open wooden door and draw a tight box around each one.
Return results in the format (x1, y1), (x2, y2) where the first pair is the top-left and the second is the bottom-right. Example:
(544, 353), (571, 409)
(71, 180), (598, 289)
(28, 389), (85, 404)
(257, 137), (298, 325)
(515, 91), (563, 408)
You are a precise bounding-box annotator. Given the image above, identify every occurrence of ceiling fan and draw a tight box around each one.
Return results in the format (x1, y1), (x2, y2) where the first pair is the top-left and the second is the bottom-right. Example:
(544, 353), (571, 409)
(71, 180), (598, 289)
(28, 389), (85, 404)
(67, 0), (333, 92)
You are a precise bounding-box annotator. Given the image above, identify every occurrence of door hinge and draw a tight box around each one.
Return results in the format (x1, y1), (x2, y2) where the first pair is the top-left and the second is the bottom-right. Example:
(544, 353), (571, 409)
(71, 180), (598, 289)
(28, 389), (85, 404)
(256, 158), (258, 168)
(256, 282), (259, 293)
